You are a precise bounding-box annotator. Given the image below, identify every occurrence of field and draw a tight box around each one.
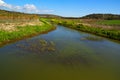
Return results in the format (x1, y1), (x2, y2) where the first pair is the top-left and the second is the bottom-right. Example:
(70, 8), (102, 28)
(97, 20), (120, 26)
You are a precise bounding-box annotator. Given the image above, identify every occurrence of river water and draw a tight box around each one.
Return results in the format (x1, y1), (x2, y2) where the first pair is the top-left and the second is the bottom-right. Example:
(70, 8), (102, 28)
(0, 25), (120, 80)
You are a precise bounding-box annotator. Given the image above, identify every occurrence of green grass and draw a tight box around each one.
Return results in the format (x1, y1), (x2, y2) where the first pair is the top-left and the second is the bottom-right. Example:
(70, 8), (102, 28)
(52, 19), (120, 40)
(0, 21), (55, 45)
(97, 20), (120, 26)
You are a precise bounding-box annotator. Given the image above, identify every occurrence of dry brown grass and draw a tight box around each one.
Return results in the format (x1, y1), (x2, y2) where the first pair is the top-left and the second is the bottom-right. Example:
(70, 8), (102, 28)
(0, 21), (43, 32)
(80, 19), (120, 30)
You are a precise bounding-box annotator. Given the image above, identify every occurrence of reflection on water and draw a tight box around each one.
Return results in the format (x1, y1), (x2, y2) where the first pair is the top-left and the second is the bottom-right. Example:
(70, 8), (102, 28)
(0, 26), (120, 80)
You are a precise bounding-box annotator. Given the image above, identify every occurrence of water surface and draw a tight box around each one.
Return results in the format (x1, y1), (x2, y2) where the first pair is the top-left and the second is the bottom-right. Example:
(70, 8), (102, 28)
(0, 25), (120, 80)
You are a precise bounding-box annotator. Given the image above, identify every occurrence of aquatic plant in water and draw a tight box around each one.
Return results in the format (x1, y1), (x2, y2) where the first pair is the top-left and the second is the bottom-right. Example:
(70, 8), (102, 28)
(15, 39), (56, 53)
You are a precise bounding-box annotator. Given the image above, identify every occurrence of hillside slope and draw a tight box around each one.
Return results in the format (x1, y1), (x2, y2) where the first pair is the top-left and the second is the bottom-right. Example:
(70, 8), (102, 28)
(0, 9), (39, 22)
(0, 9), (41, 31)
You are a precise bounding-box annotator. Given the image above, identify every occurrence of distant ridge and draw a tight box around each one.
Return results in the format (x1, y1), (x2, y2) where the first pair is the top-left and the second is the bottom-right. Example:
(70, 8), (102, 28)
(38, 13), (120, 20)
(81, 14), (120, 20)
(38, 14), (62, 18)
(0, 9), (120, 20)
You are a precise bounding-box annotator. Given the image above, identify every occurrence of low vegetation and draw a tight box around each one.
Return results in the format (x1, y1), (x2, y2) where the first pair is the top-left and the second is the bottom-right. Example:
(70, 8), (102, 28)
(0, 10), (56, 46)
(0, 9), (120, 45)
(0, 22), (55, 45)
(51, 19), (120, 40)
(16, 39), (56, 53)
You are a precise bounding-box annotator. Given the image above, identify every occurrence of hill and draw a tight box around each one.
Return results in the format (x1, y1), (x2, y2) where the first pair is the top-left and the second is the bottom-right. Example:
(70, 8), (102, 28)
(38, 14), (62, 18)
(0, 9), (41, 31)
(0, 9), (39, 22)
(38, 13), (120, 20)
(1, 9), (120, 21)
(81, 14), (120, 20)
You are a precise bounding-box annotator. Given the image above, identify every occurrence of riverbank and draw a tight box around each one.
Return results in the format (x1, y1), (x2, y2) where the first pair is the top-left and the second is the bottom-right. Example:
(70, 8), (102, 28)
(51, 19), (120, 41)
(0, 19), (56, 46)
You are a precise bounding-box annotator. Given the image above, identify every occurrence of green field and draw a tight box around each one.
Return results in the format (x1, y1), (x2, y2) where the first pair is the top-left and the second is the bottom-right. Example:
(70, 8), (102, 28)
(97, 20), (120, 26)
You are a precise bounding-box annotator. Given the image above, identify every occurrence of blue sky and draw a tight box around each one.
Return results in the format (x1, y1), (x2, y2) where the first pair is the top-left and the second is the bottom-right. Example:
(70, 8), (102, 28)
(0, 0), (120, 17)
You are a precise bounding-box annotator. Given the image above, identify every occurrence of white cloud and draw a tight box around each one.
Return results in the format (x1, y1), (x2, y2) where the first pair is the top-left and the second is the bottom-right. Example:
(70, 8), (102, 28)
(0, 0), (12, 9)
(23, 4), (40, 13)
(0, 0), (5, 5)
(14, 6), (22, 10)
(0, 0), (53, 13)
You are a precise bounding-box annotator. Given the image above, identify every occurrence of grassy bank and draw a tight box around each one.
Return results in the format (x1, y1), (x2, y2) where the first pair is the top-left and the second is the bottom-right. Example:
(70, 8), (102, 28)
(51, 19), (120, 41)
(0, 19), (55, 46)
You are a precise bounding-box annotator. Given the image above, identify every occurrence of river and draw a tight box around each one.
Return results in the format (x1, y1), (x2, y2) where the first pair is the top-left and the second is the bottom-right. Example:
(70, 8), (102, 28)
(0, 25), (120, 80)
